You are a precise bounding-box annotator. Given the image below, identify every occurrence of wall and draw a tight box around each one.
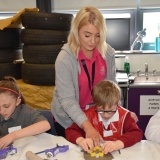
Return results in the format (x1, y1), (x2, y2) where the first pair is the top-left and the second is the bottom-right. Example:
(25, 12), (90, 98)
(0, 0), (36, 12)
(51, 0), (137, 11)
(115, 53), (160, 73)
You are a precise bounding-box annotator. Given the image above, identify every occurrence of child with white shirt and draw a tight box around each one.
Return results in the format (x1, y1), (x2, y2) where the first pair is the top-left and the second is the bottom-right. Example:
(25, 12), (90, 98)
(145, 110), (160, 143)
(65, 80), (143, 154)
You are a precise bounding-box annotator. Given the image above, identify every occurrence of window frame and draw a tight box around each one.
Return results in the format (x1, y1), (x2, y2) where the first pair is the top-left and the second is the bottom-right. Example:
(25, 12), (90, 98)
(0, 13), (15, 19)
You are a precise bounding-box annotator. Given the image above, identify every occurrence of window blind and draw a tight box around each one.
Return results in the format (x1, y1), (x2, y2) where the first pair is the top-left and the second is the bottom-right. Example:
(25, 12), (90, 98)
(52, 0), (137, 12)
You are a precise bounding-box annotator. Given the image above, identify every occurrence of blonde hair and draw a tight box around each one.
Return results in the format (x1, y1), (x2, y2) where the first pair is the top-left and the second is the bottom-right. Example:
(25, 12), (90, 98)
(92, 80), (121, 109)
(68, 6), (107, 58)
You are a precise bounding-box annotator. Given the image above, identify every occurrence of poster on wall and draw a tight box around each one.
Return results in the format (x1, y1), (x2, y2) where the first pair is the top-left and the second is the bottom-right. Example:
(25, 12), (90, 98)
(140, 95), (160, 115)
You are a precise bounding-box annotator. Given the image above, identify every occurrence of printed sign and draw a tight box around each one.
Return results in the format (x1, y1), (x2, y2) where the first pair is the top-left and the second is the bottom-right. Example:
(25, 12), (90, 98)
(140, 95), (160, 115)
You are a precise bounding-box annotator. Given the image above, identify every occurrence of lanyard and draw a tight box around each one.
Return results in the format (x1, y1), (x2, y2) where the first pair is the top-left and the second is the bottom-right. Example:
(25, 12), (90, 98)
(81, 59), (95, 92)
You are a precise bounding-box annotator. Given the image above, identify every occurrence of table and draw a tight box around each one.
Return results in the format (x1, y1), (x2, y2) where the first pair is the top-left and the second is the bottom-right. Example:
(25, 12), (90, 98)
(112, 140), (160, 160)
(5, 133), (160, 160)
(6, 133), (83, 160)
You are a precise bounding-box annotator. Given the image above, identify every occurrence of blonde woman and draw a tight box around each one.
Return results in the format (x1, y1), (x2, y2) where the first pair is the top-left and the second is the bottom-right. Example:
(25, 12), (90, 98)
(51, 6), (137, 146)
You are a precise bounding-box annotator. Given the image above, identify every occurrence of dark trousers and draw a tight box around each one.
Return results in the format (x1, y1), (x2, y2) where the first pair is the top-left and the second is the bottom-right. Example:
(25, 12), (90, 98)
(54, 121), (66, 138)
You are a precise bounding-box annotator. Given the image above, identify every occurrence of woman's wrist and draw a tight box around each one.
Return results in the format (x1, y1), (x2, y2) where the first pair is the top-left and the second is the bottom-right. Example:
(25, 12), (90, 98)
(76, 137), (84, 145)
(81, 120), (93, 132)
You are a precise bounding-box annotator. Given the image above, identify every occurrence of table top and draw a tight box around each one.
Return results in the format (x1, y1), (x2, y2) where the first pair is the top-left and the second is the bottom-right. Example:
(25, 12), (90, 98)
(112, 140), (160, 160)
(4, 133), (160, 160)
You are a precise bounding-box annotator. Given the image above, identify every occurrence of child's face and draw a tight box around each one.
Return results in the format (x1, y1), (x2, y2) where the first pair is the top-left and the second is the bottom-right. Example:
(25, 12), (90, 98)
(0, 93), (21, 119)
(97, 104), (117, 120)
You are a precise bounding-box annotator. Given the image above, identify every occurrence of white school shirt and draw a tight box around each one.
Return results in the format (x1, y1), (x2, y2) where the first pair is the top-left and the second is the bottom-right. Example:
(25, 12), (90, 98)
(145, 110), (160, 144)
(98, 110), (119, 130)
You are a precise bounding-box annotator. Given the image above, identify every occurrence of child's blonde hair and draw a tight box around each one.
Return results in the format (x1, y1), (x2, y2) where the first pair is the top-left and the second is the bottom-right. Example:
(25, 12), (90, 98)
(68, 6), (107, 58)
(92, 80), (121, 109)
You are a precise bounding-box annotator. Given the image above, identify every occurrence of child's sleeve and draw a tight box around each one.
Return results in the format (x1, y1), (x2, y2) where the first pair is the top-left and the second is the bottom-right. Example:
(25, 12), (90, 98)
(29, 108), (47, 124)
(145, 110), (160, 143)
(65, 122), (85, 144)
(119, 112), (143, 148)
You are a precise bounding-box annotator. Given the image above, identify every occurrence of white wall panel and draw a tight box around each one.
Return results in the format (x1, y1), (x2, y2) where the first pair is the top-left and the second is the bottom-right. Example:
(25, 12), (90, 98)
(51, 0), (137, 12)
(115, 54), (160, 72)
(0, 0), (36, 13)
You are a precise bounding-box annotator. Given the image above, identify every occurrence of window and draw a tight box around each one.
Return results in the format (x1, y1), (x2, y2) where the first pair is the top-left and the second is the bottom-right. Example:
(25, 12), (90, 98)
(0, 13), (13, 20)
(0, 13), (14, 20)
(140, 9), (160, 50)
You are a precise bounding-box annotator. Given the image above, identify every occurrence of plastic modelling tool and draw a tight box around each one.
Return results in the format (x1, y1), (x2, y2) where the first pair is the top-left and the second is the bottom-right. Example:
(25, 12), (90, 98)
(0, 145), (17, 159)
(35, 144), (69, 159)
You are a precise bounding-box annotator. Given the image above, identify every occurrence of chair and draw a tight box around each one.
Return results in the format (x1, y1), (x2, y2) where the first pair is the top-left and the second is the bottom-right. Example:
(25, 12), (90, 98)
(39, 109), (56, 135)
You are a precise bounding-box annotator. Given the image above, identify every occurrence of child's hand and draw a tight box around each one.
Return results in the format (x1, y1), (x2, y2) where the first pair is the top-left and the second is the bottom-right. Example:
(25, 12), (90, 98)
(0, 133), (15, 149)
(101, 140), (124, 154)
(101, 141), (117, 154)
(76, 137), (94, 152)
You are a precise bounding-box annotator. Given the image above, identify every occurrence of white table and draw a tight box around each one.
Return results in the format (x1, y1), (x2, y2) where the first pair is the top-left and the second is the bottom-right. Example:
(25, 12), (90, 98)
(5, 133), (160, 160)
(112, 140), (160, 160)
(6, 133), (84, 160)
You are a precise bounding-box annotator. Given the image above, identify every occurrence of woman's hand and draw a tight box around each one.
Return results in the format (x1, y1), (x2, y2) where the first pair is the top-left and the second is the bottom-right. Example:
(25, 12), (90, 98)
(81, 120), (104, 147)
(130, 111), (139, 122)
(76, 137), (94, 152)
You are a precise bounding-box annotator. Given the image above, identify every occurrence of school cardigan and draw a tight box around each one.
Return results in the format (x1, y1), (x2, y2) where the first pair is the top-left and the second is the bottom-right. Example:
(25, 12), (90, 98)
(65, 106), (143, 148)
